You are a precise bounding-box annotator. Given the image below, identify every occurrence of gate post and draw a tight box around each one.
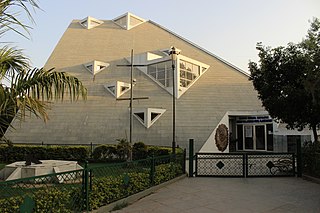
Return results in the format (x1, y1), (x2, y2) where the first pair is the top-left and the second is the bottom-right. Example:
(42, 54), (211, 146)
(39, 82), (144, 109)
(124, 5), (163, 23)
(188, 139), (194, 177)
(296, 140), (302, 177)
(83, 161), (89, 212)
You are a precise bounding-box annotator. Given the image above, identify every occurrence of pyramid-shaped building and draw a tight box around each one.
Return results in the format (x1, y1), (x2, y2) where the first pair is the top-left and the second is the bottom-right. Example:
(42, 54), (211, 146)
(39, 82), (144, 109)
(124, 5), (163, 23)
(5, 13), (313, 152)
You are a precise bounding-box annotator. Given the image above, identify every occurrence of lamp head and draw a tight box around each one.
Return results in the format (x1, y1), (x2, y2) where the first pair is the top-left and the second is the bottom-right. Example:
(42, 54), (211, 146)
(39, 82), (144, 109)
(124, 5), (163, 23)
(169, 46), (181, 60)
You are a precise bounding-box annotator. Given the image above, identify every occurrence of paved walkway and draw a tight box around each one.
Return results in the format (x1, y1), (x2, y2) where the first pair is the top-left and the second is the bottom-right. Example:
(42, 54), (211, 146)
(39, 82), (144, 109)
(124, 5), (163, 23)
(113, 177), (320, 213)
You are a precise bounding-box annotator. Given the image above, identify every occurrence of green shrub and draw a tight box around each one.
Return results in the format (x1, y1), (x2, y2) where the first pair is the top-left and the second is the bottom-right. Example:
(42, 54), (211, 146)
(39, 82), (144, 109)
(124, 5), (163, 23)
(89, 175), (125, 209)
(126, 172), (150, 194)
(33, 188), (73, 213)
(0, 196), (23, 213)
(91, 145), (118, 162)
(132, 142), (148, 160)
(154, 162), (183, 185)
(89, 172), (151, 210)
(147, 146), (170, 156)
(0, 145), (90, 163)
(302, 141), (320, 177)
(116, 139), (131, 161)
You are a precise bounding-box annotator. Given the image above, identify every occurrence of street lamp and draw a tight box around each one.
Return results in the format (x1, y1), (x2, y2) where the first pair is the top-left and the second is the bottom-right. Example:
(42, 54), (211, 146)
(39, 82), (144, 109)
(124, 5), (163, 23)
(169, 46), (180, 154)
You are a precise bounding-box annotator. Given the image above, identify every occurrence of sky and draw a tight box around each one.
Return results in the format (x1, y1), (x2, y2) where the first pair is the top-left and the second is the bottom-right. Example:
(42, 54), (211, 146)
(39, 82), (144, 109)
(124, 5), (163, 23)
(3, 0), (320, 72)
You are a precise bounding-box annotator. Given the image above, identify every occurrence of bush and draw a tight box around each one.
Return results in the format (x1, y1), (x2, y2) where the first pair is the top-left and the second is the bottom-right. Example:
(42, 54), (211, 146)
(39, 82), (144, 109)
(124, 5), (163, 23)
(302, 141), (320, 177)
(132, 142), (148, 160)
(33, 188), (73, 213)
(91, 142), (181, 162)
(147, 146), (170, 156)
(154, 162), (183, 185)
(91, 145), (118, 162)
(0, 196), (23, 213)
(0, 144), (90, 163)
(116, 139), (131, 161)
(0, 187), (82, 213)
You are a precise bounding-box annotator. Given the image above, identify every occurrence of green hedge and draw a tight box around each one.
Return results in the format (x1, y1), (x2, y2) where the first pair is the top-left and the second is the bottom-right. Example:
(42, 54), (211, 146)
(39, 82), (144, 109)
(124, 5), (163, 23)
(92, 142), (183, 162)
(0, 156), (184, 212)
(0, 197), (23, 213)
(0, 187), (81, 213)
(89, 172), (150, 210)
(302, 141), (320, 178)
(88, 161), (182, 210)
(0, 142), (184, 164)
(0, 145), (90, 163)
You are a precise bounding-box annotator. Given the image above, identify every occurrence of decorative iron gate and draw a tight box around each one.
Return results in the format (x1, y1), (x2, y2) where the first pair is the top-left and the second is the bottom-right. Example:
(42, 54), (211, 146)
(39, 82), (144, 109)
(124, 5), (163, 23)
(195, 152), (295, 177)
(196, 153), (245, 177)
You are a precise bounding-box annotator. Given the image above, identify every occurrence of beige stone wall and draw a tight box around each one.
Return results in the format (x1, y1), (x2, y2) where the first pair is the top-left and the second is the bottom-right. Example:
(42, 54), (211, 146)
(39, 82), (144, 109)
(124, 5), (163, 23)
(5, 19), (264, 152)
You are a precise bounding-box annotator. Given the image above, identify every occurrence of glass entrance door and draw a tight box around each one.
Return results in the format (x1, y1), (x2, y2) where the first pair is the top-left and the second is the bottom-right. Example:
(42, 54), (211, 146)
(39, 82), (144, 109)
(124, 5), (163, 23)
(242, 124), (267, 151)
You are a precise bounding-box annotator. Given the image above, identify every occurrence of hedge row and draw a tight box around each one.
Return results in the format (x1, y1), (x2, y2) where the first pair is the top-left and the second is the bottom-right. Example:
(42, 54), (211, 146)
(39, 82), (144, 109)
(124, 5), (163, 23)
(0, 143), (182, 163)
(0, 145), (89, 163)
(89, 162), (183, 210)
(0, 162), (183, 212)
(92, 142), (176, 162)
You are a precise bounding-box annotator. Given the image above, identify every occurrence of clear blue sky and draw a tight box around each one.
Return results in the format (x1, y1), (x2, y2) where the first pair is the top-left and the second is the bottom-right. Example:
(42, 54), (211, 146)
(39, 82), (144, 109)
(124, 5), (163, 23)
(3, 0), (320, 72)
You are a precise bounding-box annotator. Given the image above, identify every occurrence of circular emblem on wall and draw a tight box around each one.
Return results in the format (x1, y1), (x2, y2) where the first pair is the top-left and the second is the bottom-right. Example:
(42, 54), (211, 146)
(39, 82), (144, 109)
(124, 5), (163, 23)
(215, 124), (229, 152)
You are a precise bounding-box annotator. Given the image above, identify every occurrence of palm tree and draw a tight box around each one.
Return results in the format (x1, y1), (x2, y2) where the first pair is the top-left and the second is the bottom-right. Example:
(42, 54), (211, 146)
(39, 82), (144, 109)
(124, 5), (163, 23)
(0, 1), (87, 139)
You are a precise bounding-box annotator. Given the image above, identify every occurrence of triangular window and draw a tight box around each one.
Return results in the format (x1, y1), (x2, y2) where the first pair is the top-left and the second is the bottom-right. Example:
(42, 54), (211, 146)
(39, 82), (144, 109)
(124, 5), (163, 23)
(104, 81), (131, 98)
(133, 108), (166, 128)
(107, 86), (115, 96)
(134, 113), (145, 122)
(113, 12), (146, 30)
(79, 16), (103, 29)
(151, 112), (161, 122)
(121, 86), (130, 92)
(142, 52), (209, 98)
(84, 61), (109, 76)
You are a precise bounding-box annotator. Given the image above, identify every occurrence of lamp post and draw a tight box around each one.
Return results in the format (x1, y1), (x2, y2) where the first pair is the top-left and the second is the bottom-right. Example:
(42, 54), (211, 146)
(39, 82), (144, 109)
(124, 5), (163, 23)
(169, 46), (180, 154)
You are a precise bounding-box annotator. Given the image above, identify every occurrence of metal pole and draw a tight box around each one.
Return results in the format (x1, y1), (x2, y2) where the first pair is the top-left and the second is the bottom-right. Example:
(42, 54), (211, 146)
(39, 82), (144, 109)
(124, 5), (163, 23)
(172, 58), (176, 155)
(296, 139), (302, 177)
(189, 139), (194, 177)
(129, 49), (133, 161)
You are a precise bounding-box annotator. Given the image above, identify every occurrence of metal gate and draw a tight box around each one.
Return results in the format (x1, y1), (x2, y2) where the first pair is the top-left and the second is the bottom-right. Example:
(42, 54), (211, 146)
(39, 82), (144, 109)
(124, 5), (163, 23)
(195, 152), (295, 177)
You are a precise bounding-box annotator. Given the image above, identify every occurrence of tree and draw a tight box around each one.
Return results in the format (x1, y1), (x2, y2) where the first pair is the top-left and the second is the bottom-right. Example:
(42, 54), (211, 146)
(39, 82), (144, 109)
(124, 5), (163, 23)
(249, 18), (320, 143)
(0, 1), (87, 139)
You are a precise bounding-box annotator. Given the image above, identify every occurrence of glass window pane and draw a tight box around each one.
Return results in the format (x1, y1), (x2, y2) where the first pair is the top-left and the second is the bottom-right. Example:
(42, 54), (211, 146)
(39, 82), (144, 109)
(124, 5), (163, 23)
(193, 64), (200, 76)
(158, 79), (165, 86)
(186, 61), (192, 71)
(180, 61), (186, 69)
(244, 126), (254, 149)
(148, 64), (156, 74)
(157, 70), (165, 79)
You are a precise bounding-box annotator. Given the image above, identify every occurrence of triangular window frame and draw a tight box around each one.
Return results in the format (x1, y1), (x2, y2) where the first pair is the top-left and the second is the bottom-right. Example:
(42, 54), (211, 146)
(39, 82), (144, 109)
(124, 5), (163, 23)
(131, 49), (210, 99)
(104, 81), (132, 98)
(79, 16), (103, 29)
(84, 60), (109, 76)
(133, 108), (166, 128)
(113, 12), (146, 30)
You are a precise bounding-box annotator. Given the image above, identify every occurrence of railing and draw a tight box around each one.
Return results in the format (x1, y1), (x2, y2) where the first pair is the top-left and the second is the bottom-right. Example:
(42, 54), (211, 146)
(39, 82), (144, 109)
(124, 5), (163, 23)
(0, 153), (185, 212)
(194, 152), (295, 177)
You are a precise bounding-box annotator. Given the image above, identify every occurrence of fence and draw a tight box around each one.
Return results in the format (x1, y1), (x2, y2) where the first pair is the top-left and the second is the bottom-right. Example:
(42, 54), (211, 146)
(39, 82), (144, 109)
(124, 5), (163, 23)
(0, 153), (185, 212)
(195, 152), (295, 177)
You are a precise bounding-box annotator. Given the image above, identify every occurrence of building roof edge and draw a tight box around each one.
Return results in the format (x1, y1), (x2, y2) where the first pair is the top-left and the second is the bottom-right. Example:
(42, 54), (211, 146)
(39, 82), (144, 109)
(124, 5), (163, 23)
(148, 20), (250, 77)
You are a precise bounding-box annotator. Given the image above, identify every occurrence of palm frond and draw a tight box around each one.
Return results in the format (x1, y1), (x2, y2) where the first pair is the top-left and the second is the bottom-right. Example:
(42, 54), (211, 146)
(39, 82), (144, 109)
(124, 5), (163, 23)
(0, 0), (39, 38)
(1, 67), (87, 136)
(0, 45), (30, 79)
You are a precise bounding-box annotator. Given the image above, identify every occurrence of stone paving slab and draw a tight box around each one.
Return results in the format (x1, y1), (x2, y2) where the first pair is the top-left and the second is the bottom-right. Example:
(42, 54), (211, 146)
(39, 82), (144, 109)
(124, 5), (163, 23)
(112, 177), (320, 213)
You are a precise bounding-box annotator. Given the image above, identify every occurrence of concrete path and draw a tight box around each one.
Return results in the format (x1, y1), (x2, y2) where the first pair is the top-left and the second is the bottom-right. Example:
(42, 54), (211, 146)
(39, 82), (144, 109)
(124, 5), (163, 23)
(113, 177), (320, 213)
